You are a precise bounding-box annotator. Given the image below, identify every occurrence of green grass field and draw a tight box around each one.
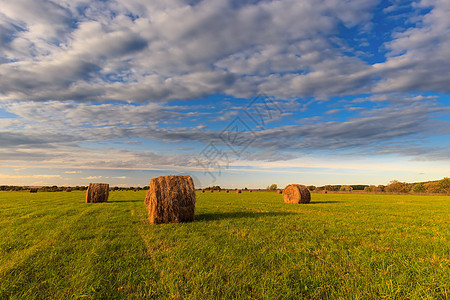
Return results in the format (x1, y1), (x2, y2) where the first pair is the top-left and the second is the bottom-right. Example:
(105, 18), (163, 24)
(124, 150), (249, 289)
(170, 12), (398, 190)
(0, 190), (449, 299)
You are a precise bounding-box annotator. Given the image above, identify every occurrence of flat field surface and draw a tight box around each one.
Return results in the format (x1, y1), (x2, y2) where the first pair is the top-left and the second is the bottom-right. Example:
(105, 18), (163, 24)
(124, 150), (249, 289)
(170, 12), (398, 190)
(0, 191), (449, 299)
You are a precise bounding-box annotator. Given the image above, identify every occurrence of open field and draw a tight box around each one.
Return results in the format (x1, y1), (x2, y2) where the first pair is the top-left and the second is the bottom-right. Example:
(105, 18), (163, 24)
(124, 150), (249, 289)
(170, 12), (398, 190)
(0, 191), (449, 299)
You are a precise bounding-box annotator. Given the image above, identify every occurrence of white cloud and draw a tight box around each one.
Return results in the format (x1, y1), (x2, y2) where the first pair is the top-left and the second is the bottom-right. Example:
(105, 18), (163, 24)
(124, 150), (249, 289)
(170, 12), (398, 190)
(372, 0), (450, 94)
(0, 0), (383, 102)
(83, 176), (102, 180)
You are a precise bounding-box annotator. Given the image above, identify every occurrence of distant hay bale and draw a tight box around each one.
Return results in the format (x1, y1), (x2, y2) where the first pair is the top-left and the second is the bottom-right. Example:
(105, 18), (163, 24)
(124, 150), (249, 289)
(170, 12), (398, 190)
(66, 188), (72, 192)
(249, 190), (253, 192)
(210, 190), (214, 193)
(30, 188), (38, 193)
(236, 189), (242, 194)
(145, 175), (196, 224)
(283, 184), (311, 204)
(277, 190), (282, 194)
(322, 190), (328, 194)
(86, 183), (109, 203)
(226, 190), (229, 193)
(201, 190), (205, 193)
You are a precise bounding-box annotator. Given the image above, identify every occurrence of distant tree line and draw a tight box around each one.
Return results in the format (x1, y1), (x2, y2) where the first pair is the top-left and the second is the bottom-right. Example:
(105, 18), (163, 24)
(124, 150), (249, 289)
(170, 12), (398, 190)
(204, 186), (222, 191)
(2, 178), (449, 194)
(308, 177), (450, 194)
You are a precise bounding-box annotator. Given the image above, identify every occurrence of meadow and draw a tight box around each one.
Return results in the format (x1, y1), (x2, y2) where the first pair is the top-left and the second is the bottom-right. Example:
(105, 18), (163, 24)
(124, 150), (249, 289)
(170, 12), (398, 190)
(0, 190), (448, 299)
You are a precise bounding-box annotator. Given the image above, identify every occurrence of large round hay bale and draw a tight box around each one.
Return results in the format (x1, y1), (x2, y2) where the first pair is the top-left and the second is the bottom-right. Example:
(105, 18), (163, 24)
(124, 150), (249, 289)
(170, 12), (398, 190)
(283, 184), (311, 204)
(236, 189), (242, 194)
(86, 183), (109, 203)
(145, 175), (196, 224)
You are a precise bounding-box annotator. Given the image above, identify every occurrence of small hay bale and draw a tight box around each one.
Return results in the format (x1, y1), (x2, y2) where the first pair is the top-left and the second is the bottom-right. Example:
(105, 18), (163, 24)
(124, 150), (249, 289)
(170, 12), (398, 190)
(277, 190), (282, 194)
(226, 190), (229, 193)
(210, 190), (214, 193)
(66, 188), (72, 192)
(282, 184), (311, 204)
(201, 190), (205, 193)
(236, 189), (242, 194)
(86, 183), (109, 203)
(30, 188), (38, 193)
(322, 190), (328, 194)
(145, 175), (196, 224)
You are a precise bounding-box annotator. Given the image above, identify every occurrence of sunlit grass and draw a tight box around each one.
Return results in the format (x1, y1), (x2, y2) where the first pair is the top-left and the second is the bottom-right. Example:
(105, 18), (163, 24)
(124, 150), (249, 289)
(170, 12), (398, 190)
(0, 191), (448, 299)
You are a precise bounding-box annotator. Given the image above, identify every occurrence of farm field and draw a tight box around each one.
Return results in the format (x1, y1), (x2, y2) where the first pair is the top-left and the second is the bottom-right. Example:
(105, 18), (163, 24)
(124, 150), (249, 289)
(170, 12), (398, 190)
(0, 191), (449, 299)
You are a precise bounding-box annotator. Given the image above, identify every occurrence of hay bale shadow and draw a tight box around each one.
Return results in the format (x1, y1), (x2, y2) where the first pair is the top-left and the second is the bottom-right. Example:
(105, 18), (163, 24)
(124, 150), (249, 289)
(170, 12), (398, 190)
(308, 200), (341, 204)
(108, 200), (142, 203)
(196, 211), (296, 221)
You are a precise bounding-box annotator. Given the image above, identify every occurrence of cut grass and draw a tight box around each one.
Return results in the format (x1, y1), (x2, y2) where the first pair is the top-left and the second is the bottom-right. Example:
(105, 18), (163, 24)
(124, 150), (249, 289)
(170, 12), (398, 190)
(0, 191), (449, 299)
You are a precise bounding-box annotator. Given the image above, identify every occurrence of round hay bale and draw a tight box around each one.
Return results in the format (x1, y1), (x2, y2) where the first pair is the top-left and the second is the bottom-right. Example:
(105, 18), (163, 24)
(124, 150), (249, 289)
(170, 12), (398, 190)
(86, 183), (109, 203)
(66, 188), (72, 192)
(277, 190), (282, 194)
(236, 189), (242, 194)
(322, 190), (328, 194)
(249, 190), (253, 192)
(210, 190), (214, 193)
(226, 190), (229, 193)
(201, 190), (205, 193)
(145, 175), (196, 224)
(282, 184), (311, 204)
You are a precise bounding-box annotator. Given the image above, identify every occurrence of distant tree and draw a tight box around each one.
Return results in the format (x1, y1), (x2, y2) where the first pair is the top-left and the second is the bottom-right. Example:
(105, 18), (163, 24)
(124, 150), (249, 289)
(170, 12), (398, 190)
(412, 183), (426, 193)
(266, 184), (277, 191)
(307, 185), (316, 191)
(340, 185), (353, 192)
(324, 185), (340, 191)
(364, 185), (373, 192)
(364, 185), (383, 193)
(208, 185), (221, 191)
(439, 177), (450, 194)
(385, 180), (410, 193)
(351, 185), (368, 191)
(377, 185), (385, 192)
(424, 181), (441, 193)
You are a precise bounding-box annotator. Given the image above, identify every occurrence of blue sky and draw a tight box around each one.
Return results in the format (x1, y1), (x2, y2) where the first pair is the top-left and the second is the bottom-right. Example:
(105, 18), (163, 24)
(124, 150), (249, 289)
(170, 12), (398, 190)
(0, 0), (449, 188)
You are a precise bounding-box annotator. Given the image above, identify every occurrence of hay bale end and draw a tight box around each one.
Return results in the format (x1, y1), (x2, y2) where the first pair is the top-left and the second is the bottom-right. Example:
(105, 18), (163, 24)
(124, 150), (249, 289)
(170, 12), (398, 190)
(145, 175), (196, 224)
(282, 184), (311, 204)
(86, 183), (109, 203)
